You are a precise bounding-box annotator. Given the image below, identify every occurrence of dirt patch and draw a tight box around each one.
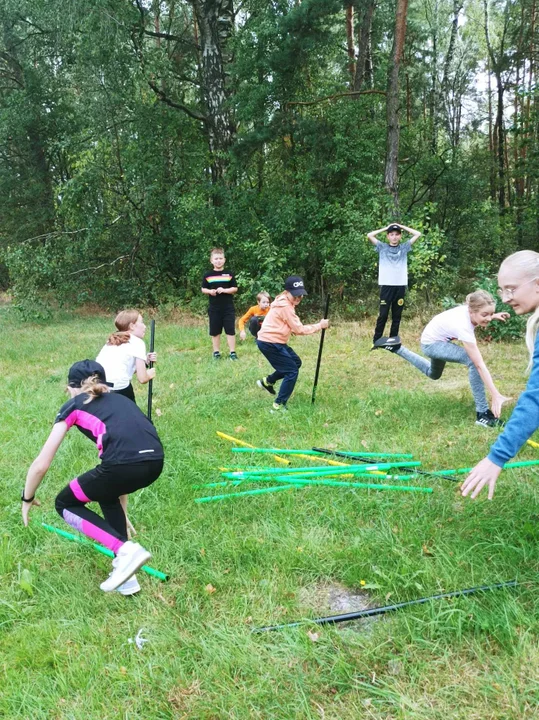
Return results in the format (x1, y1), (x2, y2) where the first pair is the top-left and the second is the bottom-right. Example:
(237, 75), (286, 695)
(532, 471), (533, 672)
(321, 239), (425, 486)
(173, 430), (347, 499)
(298, 581), (378, 631)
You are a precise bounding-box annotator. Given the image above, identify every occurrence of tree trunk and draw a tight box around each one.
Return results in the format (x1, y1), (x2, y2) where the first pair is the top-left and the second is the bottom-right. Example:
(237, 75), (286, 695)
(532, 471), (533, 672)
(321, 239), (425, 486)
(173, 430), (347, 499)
(346, 5), (356, 85)
(191, 0), (236, 185)
(353, 0), (376, 92)
(384, 0), (409, 217)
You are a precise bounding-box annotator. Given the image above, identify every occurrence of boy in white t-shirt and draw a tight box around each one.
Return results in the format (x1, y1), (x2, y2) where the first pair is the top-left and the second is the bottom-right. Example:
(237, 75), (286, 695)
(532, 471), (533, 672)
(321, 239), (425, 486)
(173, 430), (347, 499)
(367, 222), (422, 346)
(372, 290), (511, 427)
(96, 310), (156, 403)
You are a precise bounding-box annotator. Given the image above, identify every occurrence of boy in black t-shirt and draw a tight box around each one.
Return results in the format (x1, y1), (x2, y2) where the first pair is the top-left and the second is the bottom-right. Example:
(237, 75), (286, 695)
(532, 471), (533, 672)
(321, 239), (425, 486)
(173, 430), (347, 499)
(201, 247), (238, 360)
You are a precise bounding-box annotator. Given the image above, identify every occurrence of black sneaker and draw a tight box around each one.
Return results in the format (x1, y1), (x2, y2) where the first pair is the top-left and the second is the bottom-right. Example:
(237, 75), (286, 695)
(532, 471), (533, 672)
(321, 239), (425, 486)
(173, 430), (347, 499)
(257, 377), (276, 395)
(213, 351), (221, 360)
(476, 410), (505, 428)
(372, 335), (402, 353)
(229, 352), (238, 361)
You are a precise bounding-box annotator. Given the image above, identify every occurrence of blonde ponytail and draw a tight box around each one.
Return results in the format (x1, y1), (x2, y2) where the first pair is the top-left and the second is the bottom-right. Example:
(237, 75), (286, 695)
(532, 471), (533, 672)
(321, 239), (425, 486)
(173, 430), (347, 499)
(80, 375), (111, 403)
(499, 250), (539, 370)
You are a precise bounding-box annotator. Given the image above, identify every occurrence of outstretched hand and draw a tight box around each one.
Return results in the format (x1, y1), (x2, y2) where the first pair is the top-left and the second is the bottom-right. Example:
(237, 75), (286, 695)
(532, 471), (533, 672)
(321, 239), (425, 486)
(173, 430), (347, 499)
(461, 457), (502, 500)
(491, 393), (512, 418)
(21, 498), (41, 527)
(493, 312), (510, 322)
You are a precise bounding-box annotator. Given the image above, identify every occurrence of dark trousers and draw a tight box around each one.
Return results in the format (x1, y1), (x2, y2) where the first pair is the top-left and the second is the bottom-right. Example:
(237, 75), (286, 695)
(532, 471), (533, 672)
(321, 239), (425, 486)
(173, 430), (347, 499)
(373, 285), (406, 342)
(114, 383), (136, 402)
(55, 459), (164, 553)
(257, 340), (302, 405)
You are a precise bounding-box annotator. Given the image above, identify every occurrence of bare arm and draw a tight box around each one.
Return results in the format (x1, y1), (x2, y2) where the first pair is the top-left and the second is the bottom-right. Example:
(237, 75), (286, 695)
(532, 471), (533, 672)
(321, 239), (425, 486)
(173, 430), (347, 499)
(135, 357), (156, 384)
(216, 286), (238, 295)
(463, 342), (510, 417)
(398, 223), (422, 245)
(367, 226), (387, 246)
(22, 422), (69, 525)
(201, 287), (216, 296)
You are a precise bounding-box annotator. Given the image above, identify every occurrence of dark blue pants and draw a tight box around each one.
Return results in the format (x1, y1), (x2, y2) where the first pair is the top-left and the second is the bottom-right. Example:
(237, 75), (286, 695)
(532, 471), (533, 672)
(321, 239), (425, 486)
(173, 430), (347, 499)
(257, 341), (302, 405)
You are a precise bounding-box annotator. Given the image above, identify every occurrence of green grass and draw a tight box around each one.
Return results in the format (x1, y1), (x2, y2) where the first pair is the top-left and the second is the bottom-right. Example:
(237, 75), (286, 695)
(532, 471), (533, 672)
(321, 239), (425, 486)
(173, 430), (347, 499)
(1, 308), (538, 719)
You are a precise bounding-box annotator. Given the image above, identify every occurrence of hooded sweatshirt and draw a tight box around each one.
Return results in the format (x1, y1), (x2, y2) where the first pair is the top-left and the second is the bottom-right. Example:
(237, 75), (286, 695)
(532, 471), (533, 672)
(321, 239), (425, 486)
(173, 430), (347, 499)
(257, 293), (322, 345)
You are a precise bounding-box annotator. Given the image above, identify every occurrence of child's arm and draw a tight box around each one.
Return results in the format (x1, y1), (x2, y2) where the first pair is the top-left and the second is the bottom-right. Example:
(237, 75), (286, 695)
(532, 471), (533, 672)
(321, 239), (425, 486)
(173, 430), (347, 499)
(398, 223), (422, 245)
(238, 307), (255, 341)
(367, 227), (387, 246)
(492, 312), (510, 322)
(463, 342), (511, 417)
(284, 307), (328, 336)
(135, 358), (156, 384)
(216, 286), (238, 295)
(202, 287), (217, 296)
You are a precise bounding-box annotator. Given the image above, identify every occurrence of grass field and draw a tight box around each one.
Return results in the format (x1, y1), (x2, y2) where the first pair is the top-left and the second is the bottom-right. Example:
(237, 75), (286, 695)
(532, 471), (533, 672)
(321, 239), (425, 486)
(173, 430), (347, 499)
(1, 307), (538, 719)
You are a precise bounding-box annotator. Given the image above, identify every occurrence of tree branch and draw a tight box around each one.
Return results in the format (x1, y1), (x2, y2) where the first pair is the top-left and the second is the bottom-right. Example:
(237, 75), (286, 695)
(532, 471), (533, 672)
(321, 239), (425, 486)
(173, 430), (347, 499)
(148, 80), (207, 122)
(285, 89), (386, 109)
(143, 29), (200, 51)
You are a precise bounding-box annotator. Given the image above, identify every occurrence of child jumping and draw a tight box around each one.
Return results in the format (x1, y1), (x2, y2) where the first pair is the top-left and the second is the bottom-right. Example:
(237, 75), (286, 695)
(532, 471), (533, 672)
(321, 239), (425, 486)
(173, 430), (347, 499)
(238, 292), (271, 340)
(22, 360), (164, 595)
(372, 290), (511, 427)
(462, 251), (539, 499)
(201, 248), (238, 360)
(256, 276), (329, 412)
(367, 222), (422, 345)
(96, 309), (156, 402)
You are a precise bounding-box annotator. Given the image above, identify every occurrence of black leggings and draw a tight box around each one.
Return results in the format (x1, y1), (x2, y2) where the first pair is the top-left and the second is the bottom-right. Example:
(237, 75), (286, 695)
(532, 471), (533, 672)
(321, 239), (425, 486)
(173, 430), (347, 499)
(55, 459), (163, 554)
(114, 383), (136, 402)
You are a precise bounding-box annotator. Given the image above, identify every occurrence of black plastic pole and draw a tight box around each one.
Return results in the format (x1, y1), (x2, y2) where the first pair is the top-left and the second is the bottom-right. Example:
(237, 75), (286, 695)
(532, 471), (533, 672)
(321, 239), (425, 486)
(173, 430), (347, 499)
(312, 447), (377, 463)
(311, 295), (330, 405)
(253, 580), (518, 632)
(147, 319), (155, 421)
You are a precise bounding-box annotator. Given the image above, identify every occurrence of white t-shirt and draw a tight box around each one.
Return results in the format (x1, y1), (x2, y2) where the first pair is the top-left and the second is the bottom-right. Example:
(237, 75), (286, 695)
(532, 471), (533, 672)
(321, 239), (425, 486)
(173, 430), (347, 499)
(96, 335), (147, 390)
(375, 240), (412, 286)
(420, 304), (476, 346)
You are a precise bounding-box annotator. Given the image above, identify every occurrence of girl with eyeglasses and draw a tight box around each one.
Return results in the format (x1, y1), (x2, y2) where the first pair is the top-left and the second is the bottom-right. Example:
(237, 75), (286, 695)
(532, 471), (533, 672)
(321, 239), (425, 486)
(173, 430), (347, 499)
(372, 290), (511, 427)
(462, 250), (539, 499)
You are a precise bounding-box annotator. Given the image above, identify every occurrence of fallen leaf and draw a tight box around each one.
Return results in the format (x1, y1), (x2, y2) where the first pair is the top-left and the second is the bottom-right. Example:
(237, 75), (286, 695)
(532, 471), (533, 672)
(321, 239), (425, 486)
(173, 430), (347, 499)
(323, 423), (329, 428)
(199, 548), (206, 557)
(223, 568), (230, 574)
(307, 630), (320, 642)
(234, 425), (247, 433)
(19, 568), (33, 596)
(385, 592), (392, 601)
(244, 616), (253, 624)
(120, 667), (127, 675)
(155, 408), (163, 417)
(361, 440), (369, 448)
(422, 544), (434, 556)
(296, 546), (304, 553)
(374, 409), (383, 417)
(169, 383), (175, 389)
(205, 583), (216, 594)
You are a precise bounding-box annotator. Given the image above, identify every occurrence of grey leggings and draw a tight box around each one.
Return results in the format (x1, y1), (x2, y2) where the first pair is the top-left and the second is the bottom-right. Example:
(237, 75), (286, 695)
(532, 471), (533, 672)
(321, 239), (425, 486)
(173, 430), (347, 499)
(396, 341), (488, 413)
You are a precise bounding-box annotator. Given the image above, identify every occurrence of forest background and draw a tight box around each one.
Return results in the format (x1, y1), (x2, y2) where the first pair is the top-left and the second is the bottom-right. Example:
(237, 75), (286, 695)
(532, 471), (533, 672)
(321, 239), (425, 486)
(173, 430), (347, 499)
(0, 0), (536, 321)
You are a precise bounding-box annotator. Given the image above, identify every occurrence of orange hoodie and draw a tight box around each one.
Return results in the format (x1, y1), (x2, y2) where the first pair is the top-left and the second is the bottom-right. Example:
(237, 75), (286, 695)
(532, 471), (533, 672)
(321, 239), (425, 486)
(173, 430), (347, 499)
(257, 292), (321, 344)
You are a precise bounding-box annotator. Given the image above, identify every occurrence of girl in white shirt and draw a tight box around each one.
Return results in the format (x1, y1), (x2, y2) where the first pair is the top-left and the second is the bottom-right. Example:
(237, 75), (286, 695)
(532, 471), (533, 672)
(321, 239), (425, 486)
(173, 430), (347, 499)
(96, 310), (156, 403)
(373, 290), (510, 427)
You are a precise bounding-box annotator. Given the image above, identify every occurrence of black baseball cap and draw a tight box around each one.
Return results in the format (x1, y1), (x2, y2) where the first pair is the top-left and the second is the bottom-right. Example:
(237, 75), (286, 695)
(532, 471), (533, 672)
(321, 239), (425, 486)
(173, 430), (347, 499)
(387, 224), (402, 233)
(68, 360), (113, 388)
(284, 276), (308, 296)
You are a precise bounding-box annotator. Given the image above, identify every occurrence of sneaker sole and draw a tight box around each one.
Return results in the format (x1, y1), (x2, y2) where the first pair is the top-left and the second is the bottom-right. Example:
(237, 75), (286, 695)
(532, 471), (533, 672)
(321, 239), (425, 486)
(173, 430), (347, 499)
(257, 380), (275, 395)
(116, 577), (141, 596)
(100, 549), (151, 592)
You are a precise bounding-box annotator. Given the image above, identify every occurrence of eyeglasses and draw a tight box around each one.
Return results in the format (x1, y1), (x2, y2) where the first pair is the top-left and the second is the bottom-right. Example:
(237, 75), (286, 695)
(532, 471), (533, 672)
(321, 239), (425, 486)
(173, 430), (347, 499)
(497, 277), (538, 300)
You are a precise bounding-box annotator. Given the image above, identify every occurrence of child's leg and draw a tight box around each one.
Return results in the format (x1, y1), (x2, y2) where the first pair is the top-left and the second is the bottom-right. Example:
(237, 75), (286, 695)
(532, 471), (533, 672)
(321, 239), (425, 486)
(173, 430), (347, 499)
(223, 310), (236, 352)
(209, 310), (223, 353)
(373, 287), (391, 342)
(395, 346), (440, 378)
(274, 345), (302, 405)
(211, 335), (221, 353)
(424, 342), (488, 412)
(257, 340), (286, 386)
(389, 287), (406, 338)
(55, 461), (163, 554)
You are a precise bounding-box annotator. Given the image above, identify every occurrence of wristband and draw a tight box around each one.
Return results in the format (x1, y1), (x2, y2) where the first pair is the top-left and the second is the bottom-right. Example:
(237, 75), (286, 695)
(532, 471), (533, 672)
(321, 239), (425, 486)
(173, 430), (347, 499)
(21, 491), (35, 503)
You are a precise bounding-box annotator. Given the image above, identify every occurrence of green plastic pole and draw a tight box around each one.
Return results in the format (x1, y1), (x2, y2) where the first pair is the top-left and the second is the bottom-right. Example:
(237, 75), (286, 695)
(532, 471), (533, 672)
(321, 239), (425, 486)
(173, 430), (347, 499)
(41, 523), (169, 581)
(429, 459), (539, 479)
(224, 461), (420, 479)
(240, 475), (432, 493)
(231, 448), (413, 459)
(195, 485), (301, 503)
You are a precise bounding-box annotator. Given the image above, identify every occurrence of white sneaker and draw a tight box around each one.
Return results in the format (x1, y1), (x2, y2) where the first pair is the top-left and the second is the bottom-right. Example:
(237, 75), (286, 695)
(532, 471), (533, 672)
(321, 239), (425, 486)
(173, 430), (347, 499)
(116, 574), (141, 596)
(100, 541), (151, 592)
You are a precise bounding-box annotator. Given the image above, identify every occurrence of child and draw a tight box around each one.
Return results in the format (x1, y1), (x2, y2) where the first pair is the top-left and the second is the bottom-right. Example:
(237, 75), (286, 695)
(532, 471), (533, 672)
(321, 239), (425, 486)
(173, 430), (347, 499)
(256, 276), (329, 412)
(462, 251), (539, 499)
(367, 222), (422, 345)
(21, 360), (164, 595)
(96, 310), (156, 402)
(372, 290), (511, 427)
(201, 248), (238, 360)
(239, 292), (271, 341)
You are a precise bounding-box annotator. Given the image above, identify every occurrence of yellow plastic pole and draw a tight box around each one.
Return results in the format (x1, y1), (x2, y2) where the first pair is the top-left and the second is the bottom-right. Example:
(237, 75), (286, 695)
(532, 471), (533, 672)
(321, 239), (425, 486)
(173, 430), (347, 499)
(216, 432), (290, 465)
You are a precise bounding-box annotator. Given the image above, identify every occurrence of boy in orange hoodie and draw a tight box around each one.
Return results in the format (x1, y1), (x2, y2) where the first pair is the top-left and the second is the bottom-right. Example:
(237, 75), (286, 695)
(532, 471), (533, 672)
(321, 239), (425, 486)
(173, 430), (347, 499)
(256, 276), (329, 412)
(239, 292), (271, 340)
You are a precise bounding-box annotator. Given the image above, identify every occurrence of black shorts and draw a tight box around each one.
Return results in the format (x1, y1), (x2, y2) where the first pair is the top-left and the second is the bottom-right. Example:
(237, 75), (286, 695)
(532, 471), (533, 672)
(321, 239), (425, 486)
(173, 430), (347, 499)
(248, 315), (265, 338)
(209, 307), (235, 336)
(114, 383), (136, 402)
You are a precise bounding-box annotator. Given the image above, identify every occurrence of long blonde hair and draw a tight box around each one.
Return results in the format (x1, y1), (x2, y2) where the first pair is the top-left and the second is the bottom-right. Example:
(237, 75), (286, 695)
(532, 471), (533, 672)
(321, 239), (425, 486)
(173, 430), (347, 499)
(465, 289), (495, 313)
(107, 309), (139, 346)
(499, 250), (539, 368)
(80, 375), (111, 403)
